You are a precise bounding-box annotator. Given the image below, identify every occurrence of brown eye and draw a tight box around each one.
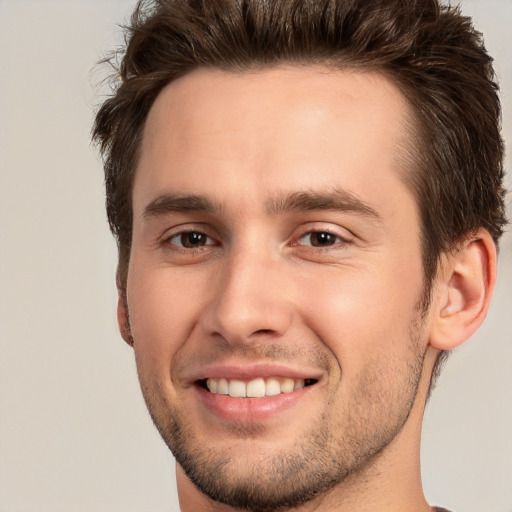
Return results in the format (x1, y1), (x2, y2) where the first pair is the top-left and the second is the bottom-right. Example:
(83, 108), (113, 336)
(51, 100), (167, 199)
(181, 232), (207, 247)
(167, 231), (213, 248)
(308, 232), (339, 247)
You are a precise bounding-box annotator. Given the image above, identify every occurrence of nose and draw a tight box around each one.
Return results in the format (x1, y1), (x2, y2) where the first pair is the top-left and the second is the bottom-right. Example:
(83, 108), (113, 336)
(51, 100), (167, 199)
(200, 248), (293, 346)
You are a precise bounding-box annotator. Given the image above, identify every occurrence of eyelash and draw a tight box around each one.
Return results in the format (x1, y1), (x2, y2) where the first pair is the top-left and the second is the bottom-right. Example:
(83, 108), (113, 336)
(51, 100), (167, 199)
(161, 226), (352, 255)
(294, 230), (351, 249)
(162, 230), (217, 251)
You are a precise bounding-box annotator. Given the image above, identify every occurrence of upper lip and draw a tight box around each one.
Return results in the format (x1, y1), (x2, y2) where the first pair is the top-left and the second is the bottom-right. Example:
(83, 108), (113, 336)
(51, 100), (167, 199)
(185, 362), (324, 384)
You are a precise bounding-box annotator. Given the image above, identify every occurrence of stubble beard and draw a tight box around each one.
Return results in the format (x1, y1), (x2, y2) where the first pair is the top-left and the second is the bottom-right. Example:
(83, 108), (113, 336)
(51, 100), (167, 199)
(138, 319), (428, 512)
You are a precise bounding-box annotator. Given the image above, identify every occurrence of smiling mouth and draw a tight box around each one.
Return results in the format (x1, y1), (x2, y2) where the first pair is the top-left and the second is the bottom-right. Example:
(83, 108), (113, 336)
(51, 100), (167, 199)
(197, 377), (318, 398)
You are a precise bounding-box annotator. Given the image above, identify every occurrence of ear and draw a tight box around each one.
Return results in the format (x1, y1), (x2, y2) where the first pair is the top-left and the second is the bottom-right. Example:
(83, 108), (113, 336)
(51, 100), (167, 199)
(116, 272), (134, 347)
(429, 229), (497, 351)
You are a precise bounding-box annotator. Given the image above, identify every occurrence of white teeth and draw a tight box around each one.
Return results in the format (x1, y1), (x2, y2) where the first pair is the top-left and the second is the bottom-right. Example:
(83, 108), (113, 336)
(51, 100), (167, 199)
(207, 378), (218, 393)
(228, 379), (246, 398)
(217, 378), (229, 395)
(294, 379), (305, 390)
(265, 378), (281, 396)
(246, 378), (266, 398)
(281, 378), (295, 393)
(205, 377), (310, 398)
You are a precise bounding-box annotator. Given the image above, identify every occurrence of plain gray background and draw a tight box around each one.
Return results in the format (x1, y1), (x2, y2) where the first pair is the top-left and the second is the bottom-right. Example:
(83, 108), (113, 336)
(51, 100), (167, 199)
(0, 1), (510, 511)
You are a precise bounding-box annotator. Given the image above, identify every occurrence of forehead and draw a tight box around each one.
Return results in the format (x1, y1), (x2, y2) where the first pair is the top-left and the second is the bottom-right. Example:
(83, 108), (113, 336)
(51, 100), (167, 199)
(135, 66), (415, 218)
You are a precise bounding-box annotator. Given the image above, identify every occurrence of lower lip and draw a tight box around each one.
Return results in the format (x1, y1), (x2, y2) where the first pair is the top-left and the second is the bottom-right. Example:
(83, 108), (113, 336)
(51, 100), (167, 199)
(195, 385), (315, 423)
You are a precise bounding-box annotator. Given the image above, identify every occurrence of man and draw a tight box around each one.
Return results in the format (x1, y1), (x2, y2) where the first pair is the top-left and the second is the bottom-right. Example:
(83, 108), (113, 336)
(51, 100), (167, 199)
(93, 0), (507, 511)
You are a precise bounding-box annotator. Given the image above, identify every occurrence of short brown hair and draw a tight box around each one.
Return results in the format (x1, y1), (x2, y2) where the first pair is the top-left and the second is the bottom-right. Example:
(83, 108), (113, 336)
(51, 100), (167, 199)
(93, 0), (507, 317)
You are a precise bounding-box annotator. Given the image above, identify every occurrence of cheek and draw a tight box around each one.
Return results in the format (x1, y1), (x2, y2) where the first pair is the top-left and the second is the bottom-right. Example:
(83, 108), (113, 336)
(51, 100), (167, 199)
(126, 266), (208, 377)
(296, 260), (424, 372)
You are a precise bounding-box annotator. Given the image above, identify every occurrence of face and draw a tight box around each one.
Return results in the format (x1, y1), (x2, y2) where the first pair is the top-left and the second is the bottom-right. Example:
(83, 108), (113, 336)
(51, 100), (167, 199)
(125, 67), (431, 511)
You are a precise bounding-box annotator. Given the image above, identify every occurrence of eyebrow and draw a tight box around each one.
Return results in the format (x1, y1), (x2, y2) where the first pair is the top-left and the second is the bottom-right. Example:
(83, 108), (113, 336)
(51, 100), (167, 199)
(142, 188), (381, 222)
(143, 193), (221, 218)
(266, 189), (382, 221)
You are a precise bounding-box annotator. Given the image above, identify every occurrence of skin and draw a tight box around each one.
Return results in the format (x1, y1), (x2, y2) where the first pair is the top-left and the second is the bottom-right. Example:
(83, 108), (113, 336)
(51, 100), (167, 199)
(119, 66), (496, 512)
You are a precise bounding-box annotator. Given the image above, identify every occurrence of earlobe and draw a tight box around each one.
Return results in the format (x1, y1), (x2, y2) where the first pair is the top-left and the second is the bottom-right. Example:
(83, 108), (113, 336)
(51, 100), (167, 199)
(116, 272), (134, 347)
(429, 229), (497, 351)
